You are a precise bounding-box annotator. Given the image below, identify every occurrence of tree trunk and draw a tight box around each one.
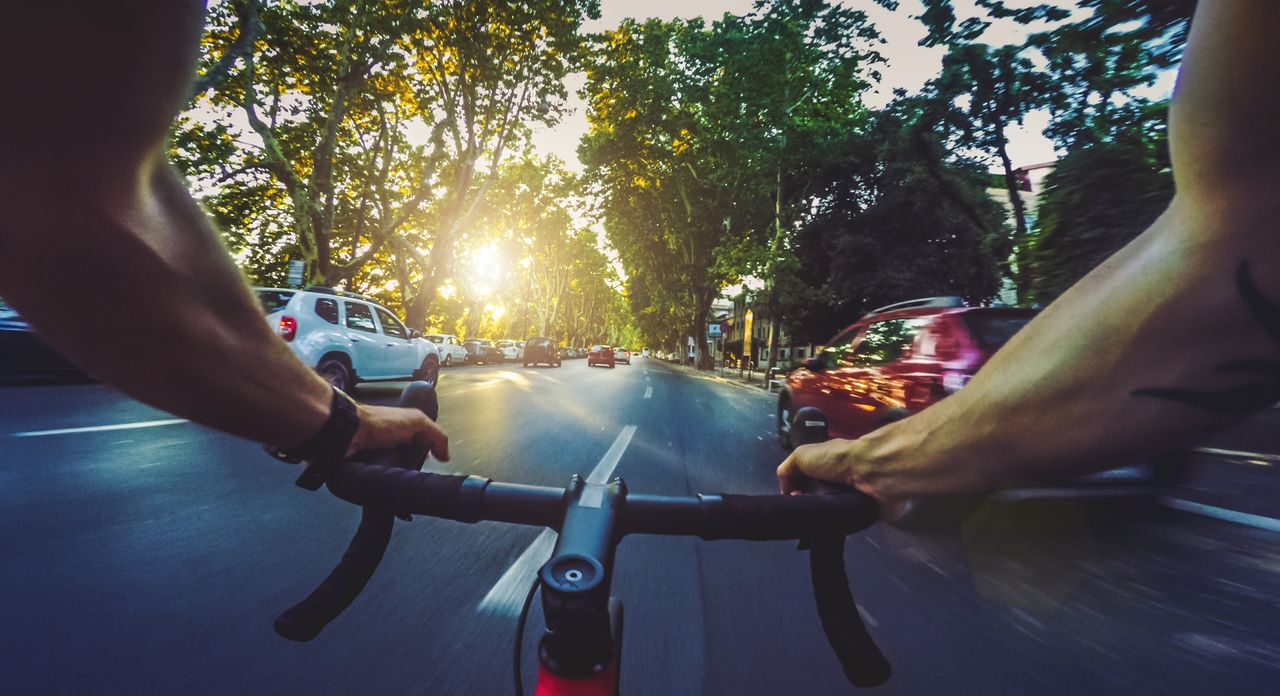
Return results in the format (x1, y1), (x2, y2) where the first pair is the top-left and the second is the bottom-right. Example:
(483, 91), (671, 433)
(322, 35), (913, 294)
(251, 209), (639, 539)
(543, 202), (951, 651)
(996, 133), (1030, 303)
(692, 287), (716, 370)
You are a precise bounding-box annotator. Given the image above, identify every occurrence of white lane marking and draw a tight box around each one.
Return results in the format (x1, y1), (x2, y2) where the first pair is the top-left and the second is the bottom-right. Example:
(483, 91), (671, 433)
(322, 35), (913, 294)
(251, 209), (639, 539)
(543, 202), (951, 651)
(476, 528), (558, 616)
(644, 386), (653, 399)
(1193, 447), (1280, 465)
(856, 604), (879, 628)
(586, 425), (636, 484)
(1161, 497), (1280, 533)
(12, 419), (188, 438)
(478, 425), (638, 615)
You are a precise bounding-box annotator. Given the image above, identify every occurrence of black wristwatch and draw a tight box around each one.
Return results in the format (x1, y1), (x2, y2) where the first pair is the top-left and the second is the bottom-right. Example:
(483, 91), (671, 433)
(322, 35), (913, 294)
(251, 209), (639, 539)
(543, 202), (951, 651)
(265, 386), (360, 490)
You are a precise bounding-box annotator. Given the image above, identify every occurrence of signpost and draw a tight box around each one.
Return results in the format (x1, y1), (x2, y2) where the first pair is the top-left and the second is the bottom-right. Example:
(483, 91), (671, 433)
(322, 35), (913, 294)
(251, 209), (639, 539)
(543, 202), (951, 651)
(287, 260), (304, 288)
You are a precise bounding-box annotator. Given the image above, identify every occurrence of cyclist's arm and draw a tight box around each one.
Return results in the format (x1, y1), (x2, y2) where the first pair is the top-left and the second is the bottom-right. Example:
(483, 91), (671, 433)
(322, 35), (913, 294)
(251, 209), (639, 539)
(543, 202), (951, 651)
(0, 2), (446, 458)
(779, 0), (1280, 504)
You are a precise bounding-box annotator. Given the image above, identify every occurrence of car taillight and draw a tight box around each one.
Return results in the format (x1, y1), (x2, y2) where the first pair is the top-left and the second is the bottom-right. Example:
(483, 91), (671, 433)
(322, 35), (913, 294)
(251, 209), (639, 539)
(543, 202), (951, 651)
(277, 315), (298, 342)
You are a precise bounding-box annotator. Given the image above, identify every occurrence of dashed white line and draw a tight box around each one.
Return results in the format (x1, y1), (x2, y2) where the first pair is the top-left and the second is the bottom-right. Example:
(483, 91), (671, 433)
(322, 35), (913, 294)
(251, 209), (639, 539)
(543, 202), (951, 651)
(586, 425), (636, 484)
(644, 386), (653, 399)
(12, 419), (188, 438)
(478, 425), (638, 615)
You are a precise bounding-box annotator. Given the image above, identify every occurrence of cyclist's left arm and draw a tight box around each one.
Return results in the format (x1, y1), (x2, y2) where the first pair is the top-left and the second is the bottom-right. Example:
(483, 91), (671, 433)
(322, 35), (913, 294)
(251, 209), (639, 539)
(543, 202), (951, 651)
(0, 2), (446, 460)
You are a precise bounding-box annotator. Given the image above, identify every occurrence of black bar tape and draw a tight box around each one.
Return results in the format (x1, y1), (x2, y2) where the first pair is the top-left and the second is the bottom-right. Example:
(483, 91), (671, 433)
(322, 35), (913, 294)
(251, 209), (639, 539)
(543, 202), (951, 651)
(326, 464), (470, 520)
(274, 507), (393, 641)
(810, 538), (891, 687)
(701, 492), (878, 541)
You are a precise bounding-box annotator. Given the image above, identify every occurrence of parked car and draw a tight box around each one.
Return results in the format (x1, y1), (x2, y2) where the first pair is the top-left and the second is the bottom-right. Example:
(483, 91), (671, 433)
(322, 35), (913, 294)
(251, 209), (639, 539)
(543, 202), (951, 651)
(424, 333), (468, 367)
(615, 348), (631, 364)
(496, 339), (523, 362)
(523, 337), (562, 367)
(255, 286), (440, 392)
(587, 345), (616, 368)
(0, 298), (88, 382)
(463, 338), (503, 365)
(777, 296), (1184, 524)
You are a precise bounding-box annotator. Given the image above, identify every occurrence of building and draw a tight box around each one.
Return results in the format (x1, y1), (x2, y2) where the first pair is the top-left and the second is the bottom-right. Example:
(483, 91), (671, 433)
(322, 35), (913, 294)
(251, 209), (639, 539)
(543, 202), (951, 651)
(720, 291), (816, 369)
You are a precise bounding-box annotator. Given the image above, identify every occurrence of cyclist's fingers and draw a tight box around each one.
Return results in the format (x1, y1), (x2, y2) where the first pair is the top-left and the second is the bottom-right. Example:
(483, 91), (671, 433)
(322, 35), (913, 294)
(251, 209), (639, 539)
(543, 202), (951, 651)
(776, 452), (807, 495)
(415, 414), (450, 462)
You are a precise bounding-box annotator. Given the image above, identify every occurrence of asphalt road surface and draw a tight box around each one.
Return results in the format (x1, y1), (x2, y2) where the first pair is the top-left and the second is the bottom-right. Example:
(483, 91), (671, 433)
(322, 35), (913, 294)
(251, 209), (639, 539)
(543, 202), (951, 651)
(2, 358), (1278, 694)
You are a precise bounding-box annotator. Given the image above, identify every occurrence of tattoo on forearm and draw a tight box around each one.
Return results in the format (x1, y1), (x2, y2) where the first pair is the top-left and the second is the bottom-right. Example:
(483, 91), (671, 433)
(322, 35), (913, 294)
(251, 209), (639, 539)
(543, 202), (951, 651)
(1131, 260), (1280, 416)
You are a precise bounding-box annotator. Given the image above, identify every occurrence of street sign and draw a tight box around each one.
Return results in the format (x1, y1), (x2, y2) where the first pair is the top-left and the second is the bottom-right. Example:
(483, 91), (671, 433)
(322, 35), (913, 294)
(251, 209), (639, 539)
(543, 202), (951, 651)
(707, 323), (722, 338)
(287, 259), (304, 288)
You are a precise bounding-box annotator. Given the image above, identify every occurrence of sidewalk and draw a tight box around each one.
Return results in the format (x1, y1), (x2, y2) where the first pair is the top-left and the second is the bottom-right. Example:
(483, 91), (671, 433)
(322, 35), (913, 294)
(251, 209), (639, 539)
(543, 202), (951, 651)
(653, 358), (782, 395)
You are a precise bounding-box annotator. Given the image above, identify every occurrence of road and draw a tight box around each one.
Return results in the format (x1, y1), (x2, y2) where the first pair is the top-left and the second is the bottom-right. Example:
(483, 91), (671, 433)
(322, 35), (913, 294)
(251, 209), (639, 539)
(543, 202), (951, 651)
(2, 359), (1278, 694)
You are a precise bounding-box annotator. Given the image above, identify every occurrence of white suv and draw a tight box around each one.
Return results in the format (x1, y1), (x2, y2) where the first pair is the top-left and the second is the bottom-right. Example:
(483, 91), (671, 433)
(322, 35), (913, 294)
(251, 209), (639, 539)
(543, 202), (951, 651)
(424, 333), (468, 366)
(256, 287), (440, 392)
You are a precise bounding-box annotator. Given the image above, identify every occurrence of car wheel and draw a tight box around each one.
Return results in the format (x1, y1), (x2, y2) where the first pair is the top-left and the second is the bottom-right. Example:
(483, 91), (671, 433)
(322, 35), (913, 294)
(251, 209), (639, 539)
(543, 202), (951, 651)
(317, 358), (353, 393)
(413, 355), (440, 388)
(777, 394), (794, 450)
(443, 354), (452, 367)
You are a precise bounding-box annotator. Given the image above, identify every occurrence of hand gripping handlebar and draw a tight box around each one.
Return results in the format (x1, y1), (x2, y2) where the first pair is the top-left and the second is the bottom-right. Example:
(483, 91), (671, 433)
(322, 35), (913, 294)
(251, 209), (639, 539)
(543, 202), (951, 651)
(272, 385), (891, 688)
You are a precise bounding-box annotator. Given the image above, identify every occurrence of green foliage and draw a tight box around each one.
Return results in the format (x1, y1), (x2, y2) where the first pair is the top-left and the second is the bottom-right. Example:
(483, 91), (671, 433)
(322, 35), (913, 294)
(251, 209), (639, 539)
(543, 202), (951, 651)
(1028, 116), (1173, 304)
(177, 0), (601, 329)
(782, 109), (1006, 342)
(580, 0), (883, 365)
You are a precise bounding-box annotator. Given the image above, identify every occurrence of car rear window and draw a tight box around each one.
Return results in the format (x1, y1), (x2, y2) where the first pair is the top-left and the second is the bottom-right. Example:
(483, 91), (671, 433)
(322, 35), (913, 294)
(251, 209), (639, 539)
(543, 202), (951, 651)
(256, 290), (295, 314)
(962, 315), (1033, 352)
(849, 318), (926, 366)
(315, 298), (339, 324)
(343, 301), (377, 333)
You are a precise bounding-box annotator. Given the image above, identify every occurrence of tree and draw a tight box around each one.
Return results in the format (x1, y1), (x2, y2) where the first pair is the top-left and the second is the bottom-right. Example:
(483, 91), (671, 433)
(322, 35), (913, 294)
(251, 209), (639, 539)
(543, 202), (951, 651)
(916, 41), (1056, 302)
(716, 0), (883, 369)
(581, 2), (883, 367)
(1027, 106), (1173, 303)
(781, 108), (1006, 342)
(178, 0), (599, 329)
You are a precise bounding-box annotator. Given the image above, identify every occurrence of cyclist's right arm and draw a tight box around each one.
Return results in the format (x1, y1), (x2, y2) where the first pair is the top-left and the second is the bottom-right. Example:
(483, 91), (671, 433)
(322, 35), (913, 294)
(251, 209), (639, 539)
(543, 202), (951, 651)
(780, 0), (1280, 505)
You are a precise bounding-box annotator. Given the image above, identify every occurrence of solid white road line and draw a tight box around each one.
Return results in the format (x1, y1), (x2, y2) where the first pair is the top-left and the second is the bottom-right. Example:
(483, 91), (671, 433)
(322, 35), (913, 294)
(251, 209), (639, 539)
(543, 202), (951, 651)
(1160, 497), (1280, 534)
(644, 386), (653, 399)
(1192, 447), (1280, 465)
(478, 425), (638, 615)
(12, 419), (188, 438)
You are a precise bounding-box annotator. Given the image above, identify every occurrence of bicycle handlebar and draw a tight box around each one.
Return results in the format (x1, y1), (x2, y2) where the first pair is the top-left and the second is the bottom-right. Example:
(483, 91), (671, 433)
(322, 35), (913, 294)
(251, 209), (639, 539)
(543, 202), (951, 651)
(274, 384), (891, 688)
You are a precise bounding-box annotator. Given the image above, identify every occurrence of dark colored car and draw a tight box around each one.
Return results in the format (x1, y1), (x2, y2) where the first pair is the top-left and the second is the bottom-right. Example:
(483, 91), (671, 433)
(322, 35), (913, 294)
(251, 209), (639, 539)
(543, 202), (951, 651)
(524, 337), (562, 367)
(0, 298), (87, 382)
(463, 338), (503, 365)
(587, 345), (615, 368)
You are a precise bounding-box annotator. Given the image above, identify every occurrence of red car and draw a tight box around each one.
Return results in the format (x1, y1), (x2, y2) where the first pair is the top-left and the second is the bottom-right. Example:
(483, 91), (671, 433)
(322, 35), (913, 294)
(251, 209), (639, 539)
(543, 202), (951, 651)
(587, 344), (616, 368)
(778, 296), (1034, 448)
